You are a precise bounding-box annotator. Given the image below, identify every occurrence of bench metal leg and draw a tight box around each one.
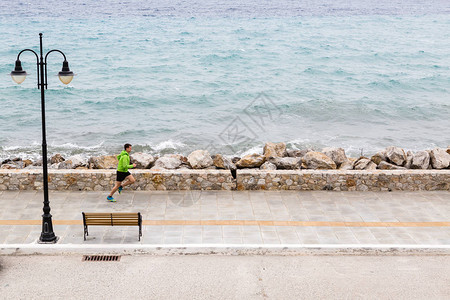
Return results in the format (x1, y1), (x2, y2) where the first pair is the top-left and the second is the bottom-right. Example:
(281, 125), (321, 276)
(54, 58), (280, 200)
(84, 226), (88, 241)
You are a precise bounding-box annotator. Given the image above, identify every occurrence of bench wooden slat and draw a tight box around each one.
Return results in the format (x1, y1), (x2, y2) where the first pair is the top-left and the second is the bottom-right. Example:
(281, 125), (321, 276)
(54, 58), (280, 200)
(85, 217), (139, 220)
(107, 221), (139, 225)
(84, 213), (137, 216)
(86, 220), (139, 223)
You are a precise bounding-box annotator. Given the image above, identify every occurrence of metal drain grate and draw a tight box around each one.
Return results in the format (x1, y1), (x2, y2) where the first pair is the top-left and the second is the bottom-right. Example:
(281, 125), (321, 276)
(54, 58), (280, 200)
(82, 255), (121, 262)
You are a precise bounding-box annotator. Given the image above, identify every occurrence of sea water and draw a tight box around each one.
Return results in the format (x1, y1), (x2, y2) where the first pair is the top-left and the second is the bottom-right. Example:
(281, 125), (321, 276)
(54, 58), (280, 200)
(0, 0), (449, 160)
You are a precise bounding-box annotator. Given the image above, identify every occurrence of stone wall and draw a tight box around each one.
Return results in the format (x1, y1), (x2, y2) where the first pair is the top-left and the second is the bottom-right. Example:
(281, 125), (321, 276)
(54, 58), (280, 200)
(0, 169), (235, 191)
(0, 169), (449, 191)
(237, 170), (450, 191)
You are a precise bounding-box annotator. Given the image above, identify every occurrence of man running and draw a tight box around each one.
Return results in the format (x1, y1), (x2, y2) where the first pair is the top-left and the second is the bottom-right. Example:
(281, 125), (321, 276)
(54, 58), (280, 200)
(107, 143), (136, 202)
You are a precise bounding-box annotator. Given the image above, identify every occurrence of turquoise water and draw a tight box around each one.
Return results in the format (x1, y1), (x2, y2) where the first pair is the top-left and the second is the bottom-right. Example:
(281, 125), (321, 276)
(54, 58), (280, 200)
(1, 1), (449, 160)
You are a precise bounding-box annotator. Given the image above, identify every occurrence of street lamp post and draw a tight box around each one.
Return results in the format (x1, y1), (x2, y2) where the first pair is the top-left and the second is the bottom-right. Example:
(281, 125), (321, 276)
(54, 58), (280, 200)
(10, 33), (74, 243)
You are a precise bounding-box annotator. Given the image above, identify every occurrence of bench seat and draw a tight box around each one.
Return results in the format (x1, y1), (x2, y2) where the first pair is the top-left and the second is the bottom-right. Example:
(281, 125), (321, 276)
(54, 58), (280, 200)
(82, 212), (142, 241)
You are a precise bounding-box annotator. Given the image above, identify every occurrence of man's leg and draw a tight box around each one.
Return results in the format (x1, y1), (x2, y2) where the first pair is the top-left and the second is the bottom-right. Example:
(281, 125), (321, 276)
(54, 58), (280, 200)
(121, 175), (136, 187)
(109, 181), (122, 197)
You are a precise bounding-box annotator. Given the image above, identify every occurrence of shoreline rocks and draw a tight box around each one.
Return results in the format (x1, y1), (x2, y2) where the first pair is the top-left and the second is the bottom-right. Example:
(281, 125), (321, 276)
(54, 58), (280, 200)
(1, 144), (449, 171)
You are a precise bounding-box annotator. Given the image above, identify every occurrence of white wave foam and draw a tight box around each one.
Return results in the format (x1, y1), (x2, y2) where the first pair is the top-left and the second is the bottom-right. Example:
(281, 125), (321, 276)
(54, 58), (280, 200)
(152, 140), (186, 152)
(3, 141), (40, 151)
(48, 141), (105, 150)
(3, 141), (105, 151)
(236, 145), (263, 156)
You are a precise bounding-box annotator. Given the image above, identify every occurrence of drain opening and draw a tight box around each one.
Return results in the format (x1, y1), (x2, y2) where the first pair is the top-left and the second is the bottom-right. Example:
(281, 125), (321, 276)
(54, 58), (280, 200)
(82, 255), (121, 262)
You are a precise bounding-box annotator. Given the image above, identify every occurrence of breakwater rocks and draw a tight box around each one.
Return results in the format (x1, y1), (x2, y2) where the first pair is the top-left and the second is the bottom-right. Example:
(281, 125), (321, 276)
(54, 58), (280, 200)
(2, 143), (450, 171)
(0, 143), (449, 191)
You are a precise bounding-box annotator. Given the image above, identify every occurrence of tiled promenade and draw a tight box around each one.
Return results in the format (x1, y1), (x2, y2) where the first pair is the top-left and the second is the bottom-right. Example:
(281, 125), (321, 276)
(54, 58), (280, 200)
(0, 190), (449, 246)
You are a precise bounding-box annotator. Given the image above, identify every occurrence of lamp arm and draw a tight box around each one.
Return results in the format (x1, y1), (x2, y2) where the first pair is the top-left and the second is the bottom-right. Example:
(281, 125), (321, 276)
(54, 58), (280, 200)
(17, 49), (40, 87)
(17, 48), (39, 62)
(44, 49), (67, 88)
(44, 49), (67, 62)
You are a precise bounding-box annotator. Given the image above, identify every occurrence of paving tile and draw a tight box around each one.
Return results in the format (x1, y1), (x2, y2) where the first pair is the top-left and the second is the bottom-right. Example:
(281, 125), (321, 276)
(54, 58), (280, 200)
(222, 227), (242, 238)
(299, 237), (320, 244)
(164, 231), (183, 238)
(164, 225), (183, 232)
(163, 236), (182, 244)
(141, 236), (164, 244)
(241, 225), (260, 232)
(223, 237), (243, 244)
(261, 231), (279, 240)
(260, 226), (277, 232)
(182, 236), (202, 244)
(203, 225), (222, 233)
(243, 236), (263, 244)
(202, 231), (221, 239)
(263, 238), (281, 244)
(183, 225), (202, 233)
(218, 214), (237, 220)
(243, 231), (262, 238)
(144, 225), (165, 232)
(279, 236), (301, 244)
(202, 237), (223, 244)
(317, 236), (340, 244)
(276, 226), (297, 233)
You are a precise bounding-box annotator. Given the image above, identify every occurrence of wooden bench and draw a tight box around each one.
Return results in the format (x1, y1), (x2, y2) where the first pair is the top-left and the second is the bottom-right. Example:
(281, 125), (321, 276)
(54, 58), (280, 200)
(82, 212), (142, 241)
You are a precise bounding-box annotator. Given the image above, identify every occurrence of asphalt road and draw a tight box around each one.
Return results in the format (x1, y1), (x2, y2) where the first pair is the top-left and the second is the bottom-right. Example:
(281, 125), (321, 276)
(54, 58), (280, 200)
(0, 255), (449, 299)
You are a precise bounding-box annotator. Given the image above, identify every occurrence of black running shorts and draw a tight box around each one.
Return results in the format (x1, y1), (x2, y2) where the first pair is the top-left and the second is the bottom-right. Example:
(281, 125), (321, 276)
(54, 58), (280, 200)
(116, 171), (131, 182)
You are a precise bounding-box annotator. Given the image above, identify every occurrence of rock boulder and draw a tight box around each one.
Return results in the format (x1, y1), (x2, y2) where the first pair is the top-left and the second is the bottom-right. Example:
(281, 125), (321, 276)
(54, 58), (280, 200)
(1, 164), (19, 169)
(236, 154), (266, 168)
(187, 150), (213, 169)
(286, 149), (311, 158)
(153, 155), (183, 169)
(302, 152), (336, 169)
(263, 142), (287, 159)
(260, 162), (277, 170)
(268, 157), (301, 170)
(354, 157), (377, 170)
(404, 151), (413, 169)
(322, 147), (347, 167)
(50, 154), (65, 164)
(89, 155), (118, 169)
(411, 151), (430, 169)
(430, 148), (450, 169)
(213, 154), (236, 171)
(131, 152), (155, 169)
(371, 150), (387, 165)
(385, 146), (407, 166)
(378, 161), (406, 170)
(339, 158), (356, 170)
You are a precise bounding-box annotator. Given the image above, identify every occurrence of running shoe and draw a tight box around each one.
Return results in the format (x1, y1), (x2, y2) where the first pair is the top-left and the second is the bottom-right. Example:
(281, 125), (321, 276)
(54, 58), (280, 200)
(107, 196), (116, 202)
(118, 186), (123, 194)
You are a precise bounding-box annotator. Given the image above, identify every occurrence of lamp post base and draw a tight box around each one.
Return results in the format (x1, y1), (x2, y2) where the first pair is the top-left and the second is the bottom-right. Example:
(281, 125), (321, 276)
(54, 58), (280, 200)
(39, 217), (58, 243)
(38, 236), (59, 244)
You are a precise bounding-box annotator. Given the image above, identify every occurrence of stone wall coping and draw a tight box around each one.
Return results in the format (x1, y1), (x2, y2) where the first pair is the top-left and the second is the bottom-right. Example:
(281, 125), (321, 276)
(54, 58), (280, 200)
(237, 169), (450, 175)
(0, 169), (233, 175)
(1, 169), (449, 175)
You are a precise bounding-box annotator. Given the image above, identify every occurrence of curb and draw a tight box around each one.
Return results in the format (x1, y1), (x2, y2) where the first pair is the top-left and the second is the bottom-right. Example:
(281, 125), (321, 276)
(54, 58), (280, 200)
(1, 244), (449, 256)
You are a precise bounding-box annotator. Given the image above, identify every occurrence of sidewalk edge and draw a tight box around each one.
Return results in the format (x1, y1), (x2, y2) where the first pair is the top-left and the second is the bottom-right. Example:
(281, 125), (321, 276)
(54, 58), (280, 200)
(1, 244), (449, 256)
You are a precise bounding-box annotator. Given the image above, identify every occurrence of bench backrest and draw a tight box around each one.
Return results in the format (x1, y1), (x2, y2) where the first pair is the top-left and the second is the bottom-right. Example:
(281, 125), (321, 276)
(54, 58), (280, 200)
(83, 213), (141, 226)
